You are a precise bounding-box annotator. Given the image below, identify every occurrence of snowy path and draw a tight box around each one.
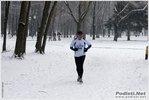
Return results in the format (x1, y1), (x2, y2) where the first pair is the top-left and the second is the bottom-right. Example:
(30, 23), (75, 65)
(1, 36), (148, 99)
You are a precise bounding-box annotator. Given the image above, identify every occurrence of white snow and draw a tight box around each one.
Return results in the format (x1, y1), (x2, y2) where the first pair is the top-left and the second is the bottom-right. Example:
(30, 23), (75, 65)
(1, 35), (148, 100)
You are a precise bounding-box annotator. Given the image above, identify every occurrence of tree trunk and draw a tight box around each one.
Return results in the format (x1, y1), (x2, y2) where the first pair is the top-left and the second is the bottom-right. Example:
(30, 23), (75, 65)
(2, 1), (10, 52)
(127, 20), (131, 41)
(77, 22), (81, 32)
(15, 13), (19, 36)
(35, 1), (51, 53)
(63, 15), (66, 38)
(92, 1), (96, 40)
(83, 1), (87, 39)
(108, 29), (110, 37)
(96, 20), (102, 38)
(103, 27), (105, 37)
(41, 1), (57, 53)
(114, 23), (118, 41)
(11, 14), (14, 37)
(14, 1), (28, 58)
(1, 6), (5, 37)
(23, 1), (31, 54)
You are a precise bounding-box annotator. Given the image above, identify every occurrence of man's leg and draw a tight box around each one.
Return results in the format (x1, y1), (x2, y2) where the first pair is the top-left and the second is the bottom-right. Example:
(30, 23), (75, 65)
(79, 55), (86, 78)
(75, 56), (86, 83)
(75, 57), (82, 78)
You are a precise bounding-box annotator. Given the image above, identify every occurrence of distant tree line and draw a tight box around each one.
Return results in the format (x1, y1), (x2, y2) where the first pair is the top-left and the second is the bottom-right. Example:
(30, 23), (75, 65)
(1, 1), (148, 58)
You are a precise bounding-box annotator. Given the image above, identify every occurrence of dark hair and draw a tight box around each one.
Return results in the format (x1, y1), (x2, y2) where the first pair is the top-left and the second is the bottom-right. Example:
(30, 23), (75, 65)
(77, 31), (83, 35)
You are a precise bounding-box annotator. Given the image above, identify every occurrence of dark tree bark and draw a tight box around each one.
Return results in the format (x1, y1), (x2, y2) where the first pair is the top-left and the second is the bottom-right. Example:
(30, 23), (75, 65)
(11, 14), (15, 36)
(127, 19), (131, 41)
(82, 1), (87, 38)
(114, 23), (118, 41)
(1, 1), (5, 37)
(2, 1), (10, 52)
(35, 1), (51, 53)
(14, 1), (29, 58)
(41, 1), (58, 53)
(23, 1), (31, 54)
(92, 1), (96, 40)
(108, 29), (110, 37)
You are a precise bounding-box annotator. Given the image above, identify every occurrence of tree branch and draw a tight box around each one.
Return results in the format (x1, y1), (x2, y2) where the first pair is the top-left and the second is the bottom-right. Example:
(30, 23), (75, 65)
(64, 1), (78, 23)
(117, 3), (129, 16)
(80, 1), (92, 22)
(117, 3), (148, 26)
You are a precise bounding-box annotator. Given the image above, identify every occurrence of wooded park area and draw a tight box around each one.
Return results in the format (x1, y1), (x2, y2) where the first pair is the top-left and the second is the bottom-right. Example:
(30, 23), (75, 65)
(1, 1), (148, 58)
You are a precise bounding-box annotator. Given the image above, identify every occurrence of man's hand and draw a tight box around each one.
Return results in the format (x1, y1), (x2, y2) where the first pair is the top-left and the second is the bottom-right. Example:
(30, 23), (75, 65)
(84, 48), (88, 52)
(74, 48), (78, 51)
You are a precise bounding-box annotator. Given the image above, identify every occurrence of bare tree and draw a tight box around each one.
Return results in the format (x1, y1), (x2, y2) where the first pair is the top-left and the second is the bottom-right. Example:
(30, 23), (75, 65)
(82, 1), (87, 38)
(92, 1), (96, 40)
(2, 1), (10, 52)
(7, 1), (21, 37)
(1, 1), (5, 37)
(35, 1), (51, 54)
(14, 1), (29, 58)
(41, 1), (58, 53)
(86, 1), (111, 39)
(23, 1), (31, 53)
(64, 1), (92, 35)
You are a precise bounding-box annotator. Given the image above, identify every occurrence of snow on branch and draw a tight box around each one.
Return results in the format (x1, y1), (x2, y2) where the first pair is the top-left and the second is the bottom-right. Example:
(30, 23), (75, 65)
(114, 7), (118, 12)
(64, 1), (67, 5)
(117, 3), (129, 16)
(19, 22), (25, 26)
(117, 3), (148, 26)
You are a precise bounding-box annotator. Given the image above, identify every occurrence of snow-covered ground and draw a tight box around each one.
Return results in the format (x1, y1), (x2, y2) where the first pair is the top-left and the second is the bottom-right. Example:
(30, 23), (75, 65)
(1, 35), (148, 99)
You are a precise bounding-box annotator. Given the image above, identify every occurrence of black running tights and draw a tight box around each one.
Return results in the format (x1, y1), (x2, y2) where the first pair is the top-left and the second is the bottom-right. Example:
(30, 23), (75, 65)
(75, 55), (86, 78)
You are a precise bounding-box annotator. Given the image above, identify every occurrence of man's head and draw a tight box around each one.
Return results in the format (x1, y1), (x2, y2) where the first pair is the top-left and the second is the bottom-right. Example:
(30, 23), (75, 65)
(77, 31), (83, 40)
